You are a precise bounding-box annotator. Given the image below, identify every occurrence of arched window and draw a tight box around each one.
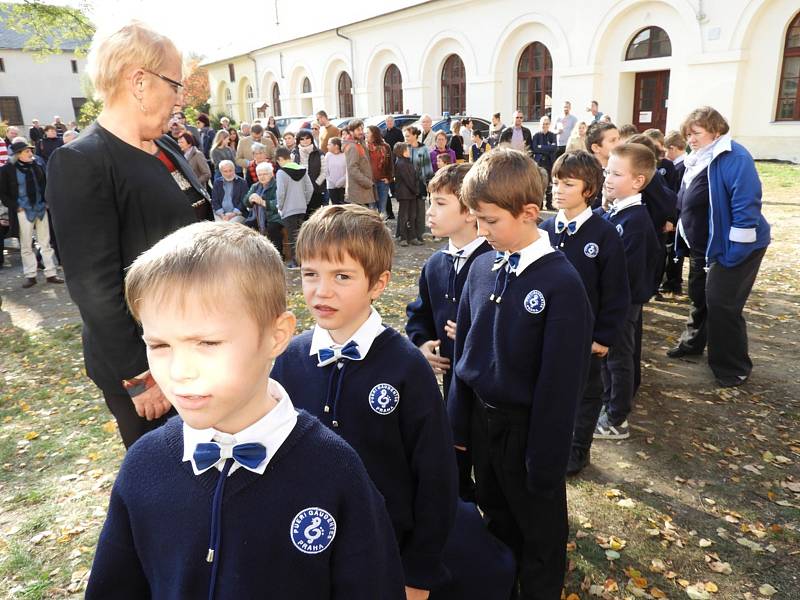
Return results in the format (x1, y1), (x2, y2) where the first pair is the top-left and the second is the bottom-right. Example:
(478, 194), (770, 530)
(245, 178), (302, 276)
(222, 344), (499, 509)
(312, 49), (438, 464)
(626, 26), (672, 60)
(776, 12), (800, 121)
(302, 77), (312, 94)
(224, 87), (233, 115)
(517, 42), (552, 122)
(245, 84), (255, 120)
(338, 72), (354, 118)
(271, 83), (282, 116)
(383, 64), (403, 114)
(246, 84), (254, 100)
(441, 54), (466, 115)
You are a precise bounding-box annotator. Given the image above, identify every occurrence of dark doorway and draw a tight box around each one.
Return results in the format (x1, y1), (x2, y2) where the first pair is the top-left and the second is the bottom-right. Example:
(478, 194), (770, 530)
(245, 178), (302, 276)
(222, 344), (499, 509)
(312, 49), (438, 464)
(633, 70), (669, 132)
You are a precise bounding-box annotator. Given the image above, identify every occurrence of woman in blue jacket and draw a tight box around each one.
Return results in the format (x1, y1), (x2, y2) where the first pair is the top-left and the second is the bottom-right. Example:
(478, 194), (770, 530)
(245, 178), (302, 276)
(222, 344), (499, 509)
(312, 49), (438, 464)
(667, 106), (770, 387)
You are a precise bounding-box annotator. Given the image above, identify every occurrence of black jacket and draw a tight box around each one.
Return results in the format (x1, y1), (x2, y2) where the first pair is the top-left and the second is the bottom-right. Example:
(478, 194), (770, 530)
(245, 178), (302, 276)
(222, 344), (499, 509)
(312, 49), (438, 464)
(394, 157), (417, 200)
(499, 126), (533, 156)
(36, 137), (63, 163)
(384, 126), (404, 150)
(46, 123), (198, 394)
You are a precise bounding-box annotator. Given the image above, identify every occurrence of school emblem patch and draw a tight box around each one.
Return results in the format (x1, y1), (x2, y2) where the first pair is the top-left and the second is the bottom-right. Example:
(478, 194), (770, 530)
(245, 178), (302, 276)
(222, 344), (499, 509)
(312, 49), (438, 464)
(584, 242), (599, 258)
(616, 224), (624, 236)
(369, 383), (400, 415)
(290, 507), (337, 554)
(524, 289), (546, 314)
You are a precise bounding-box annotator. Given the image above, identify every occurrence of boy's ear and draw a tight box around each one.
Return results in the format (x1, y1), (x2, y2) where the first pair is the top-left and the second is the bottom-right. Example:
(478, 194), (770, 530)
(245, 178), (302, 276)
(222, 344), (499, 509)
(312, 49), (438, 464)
(368, 270), (391, 301)
(265, 311), (297, 359)
(631, 173), (647, 192)
(521, 202), (540, 223)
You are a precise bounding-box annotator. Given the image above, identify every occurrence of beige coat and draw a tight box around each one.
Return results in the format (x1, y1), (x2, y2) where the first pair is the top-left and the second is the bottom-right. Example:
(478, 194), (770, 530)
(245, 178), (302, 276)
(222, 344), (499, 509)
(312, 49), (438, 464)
(235, 135), (276, 168)
(343, 139), (375, 205)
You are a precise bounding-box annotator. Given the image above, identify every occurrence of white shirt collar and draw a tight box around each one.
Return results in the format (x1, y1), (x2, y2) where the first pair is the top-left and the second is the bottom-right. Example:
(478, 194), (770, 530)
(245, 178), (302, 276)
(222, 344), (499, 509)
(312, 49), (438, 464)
(672, 153), (686, 166)
(309, 306), (385, 360)
(182, 379), (298, 477)
(611, 193), (642, 213)
(555, 206), (593, 235)
(444, 236), (486, 273)
(493, 230), (554, 276)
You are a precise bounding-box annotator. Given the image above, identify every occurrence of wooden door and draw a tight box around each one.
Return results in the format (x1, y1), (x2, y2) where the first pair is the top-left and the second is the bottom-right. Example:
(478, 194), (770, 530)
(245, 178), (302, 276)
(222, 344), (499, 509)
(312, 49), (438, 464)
(633, 70), (669, 132)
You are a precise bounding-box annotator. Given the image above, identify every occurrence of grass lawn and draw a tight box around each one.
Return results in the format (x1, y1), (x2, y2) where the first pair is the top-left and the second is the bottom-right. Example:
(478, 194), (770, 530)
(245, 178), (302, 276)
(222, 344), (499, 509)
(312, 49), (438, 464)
(0, 162), (798, 598)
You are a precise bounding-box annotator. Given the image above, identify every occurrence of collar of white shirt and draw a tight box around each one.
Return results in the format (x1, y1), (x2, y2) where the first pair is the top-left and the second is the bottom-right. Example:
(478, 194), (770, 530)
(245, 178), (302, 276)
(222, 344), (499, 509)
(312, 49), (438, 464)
(611, 193), (643, 213)
(182, 379), (299, 477)
(508, 230), (555, 276)
(309, 306), (385, 361)
(555, 206), (593, 235)
(443, 236), (487, 273)
(672, 154), (686, 166)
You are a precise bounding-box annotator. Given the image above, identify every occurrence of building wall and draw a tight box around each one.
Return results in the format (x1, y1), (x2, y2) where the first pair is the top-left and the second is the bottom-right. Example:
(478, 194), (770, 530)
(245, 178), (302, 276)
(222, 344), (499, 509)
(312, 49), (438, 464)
(204, 0), (800, 162)
(0, 49), (86, 126)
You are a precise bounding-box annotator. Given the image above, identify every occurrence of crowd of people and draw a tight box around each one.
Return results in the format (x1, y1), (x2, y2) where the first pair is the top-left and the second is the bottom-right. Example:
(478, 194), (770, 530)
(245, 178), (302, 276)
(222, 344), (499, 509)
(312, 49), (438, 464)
(1, 20), (772, 600)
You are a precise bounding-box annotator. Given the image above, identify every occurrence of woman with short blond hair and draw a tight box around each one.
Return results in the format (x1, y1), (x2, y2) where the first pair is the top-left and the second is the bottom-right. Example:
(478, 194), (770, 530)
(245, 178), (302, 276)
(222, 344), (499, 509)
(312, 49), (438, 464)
(46, 21), (208, 448)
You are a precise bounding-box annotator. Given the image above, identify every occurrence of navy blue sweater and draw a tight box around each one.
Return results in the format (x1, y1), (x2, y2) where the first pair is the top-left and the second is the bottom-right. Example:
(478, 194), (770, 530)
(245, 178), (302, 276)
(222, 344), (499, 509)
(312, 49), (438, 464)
(271, 328), (458, 590)
(540, 214), (631, 347)
(675, 167), (710, 254)
(86, 414), (405, 599)
(642, 170), (677, 231)
(405, 240), (493, 386)
(448, 251), (594, 494)
(596, 205), (661, 303)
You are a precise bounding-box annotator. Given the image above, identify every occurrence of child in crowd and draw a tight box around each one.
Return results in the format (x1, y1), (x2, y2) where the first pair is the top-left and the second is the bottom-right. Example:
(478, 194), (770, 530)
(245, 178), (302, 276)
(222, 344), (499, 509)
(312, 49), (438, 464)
(244, 161), (283, 257)
(617, 123), (638, 141)
(394, 142), (421, 247)
(436, 153), (453, 171)
(325, 137), (347, 205)
(86, 221), (405, 599)
(593, 143), (661, 440)
(540, 151), (630, 475)
(585, 122), (621, 208)
(271, 205), (514, 600)
(405, 164), (493, 495)
(275, 146), (313, 268)
(660, 130), (688, 294)
(449, 148), (594, 599)
(468, 130), (491, 163)
(643, 128), (680, 193)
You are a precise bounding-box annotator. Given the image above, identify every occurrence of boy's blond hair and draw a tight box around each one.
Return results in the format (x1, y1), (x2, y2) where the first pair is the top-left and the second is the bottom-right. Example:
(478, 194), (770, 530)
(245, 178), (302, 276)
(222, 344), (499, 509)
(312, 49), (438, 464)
(296, 204), (393, 286)
(610, 143), (658, 187)
(125, 221), (287, 334)
(461, 147), (543, 216)
(427, 163), (472, 213)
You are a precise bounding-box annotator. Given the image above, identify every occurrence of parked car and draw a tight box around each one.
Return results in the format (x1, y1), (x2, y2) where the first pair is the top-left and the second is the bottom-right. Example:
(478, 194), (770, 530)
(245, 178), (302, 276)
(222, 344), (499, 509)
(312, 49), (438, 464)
(364, 113), (421, 132)
(407, 115), (492, 138)
(273, 115), (306, 134)
(283, 116), (316, 135)
(330, 117), (364, 130)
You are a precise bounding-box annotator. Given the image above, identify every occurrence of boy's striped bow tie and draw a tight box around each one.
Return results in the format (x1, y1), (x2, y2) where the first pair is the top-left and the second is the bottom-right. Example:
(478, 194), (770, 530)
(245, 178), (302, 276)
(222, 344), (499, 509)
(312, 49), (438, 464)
(193, 442), (267, 472)
(317, 340), (361, 367)
(492, 251), (521, 272)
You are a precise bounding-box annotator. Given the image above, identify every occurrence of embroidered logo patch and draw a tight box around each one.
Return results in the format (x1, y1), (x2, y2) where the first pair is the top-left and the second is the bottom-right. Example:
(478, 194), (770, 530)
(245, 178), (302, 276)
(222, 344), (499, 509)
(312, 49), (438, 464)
(584, 242), (599, 258)
(616, 224), (624, 236)
(369, 383), (400, 415)
(524, 289), (546, 314)
(291, 507), (337, 554)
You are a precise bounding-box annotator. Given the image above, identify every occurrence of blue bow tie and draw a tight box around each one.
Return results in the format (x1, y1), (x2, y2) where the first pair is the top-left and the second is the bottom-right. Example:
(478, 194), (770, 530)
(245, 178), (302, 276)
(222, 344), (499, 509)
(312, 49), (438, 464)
(506, 252), (520, 271)
(193, 441), (267, 472)
(317, 340), (361, 367)
(555, 220), (577, 234)
(492, 251), (520, 272)
(605, 207), (617, 219)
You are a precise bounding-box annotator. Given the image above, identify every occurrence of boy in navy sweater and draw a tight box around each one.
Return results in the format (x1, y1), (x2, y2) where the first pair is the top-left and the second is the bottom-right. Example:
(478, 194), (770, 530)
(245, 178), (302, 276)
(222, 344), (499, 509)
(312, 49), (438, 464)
(272, 205), (515, 600)
(593, 143), (661, 440)
(406, 163), (492, 500)
(449, 148), (594, 600)
(660, 130), (688, 295)
(540, 151), (630, 475)
(86, 221), (405, 600)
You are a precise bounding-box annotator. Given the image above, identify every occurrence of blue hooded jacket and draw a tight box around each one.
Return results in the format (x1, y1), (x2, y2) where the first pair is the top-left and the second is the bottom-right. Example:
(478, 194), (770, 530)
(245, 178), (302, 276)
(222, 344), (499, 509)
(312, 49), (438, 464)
(705, 136), (770, 267)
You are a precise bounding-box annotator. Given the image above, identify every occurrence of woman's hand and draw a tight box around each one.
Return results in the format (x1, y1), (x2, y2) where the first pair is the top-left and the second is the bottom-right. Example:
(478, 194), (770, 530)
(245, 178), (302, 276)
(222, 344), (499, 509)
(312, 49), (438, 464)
(131, 383), (172, 421)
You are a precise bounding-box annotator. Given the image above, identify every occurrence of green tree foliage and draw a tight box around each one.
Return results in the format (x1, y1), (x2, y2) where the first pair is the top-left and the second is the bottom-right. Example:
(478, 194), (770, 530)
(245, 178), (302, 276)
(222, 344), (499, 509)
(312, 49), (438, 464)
(2, 1), (94, 59)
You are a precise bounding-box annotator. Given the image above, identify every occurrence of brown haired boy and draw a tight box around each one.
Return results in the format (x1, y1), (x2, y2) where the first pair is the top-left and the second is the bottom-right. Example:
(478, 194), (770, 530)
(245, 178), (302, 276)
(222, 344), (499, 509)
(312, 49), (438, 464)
(540, 151), (631, 474)
(271, 205), (465, 598)
(448, 148), (594, 598)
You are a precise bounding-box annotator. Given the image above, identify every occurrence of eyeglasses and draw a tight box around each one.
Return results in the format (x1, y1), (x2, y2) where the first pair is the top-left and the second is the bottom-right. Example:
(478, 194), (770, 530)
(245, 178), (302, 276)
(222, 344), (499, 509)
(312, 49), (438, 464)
(142, 68), (183, 92)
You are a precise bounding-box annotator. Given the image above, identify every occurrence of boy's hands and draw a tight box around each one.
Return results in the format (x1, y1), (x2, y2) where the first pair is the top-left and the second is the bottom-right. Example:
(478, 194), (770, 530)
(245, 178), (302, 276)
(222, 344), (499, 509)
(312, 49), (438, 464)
(405, 586), (430, 600)
(419, 340), (450, 374)
(591, 341), (609, 357)
(131, 384), (172, 421)
(444, 319), (457, 341)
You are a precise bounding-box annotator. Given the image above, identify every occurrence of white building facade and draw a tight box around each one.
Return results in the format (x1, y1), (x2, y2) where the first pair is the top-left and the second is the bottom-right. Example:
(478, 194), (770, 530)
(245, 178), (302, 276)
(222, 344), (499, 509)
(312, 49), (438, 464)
(0, 31), (87, 128)
(204, 0), (800, 162)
